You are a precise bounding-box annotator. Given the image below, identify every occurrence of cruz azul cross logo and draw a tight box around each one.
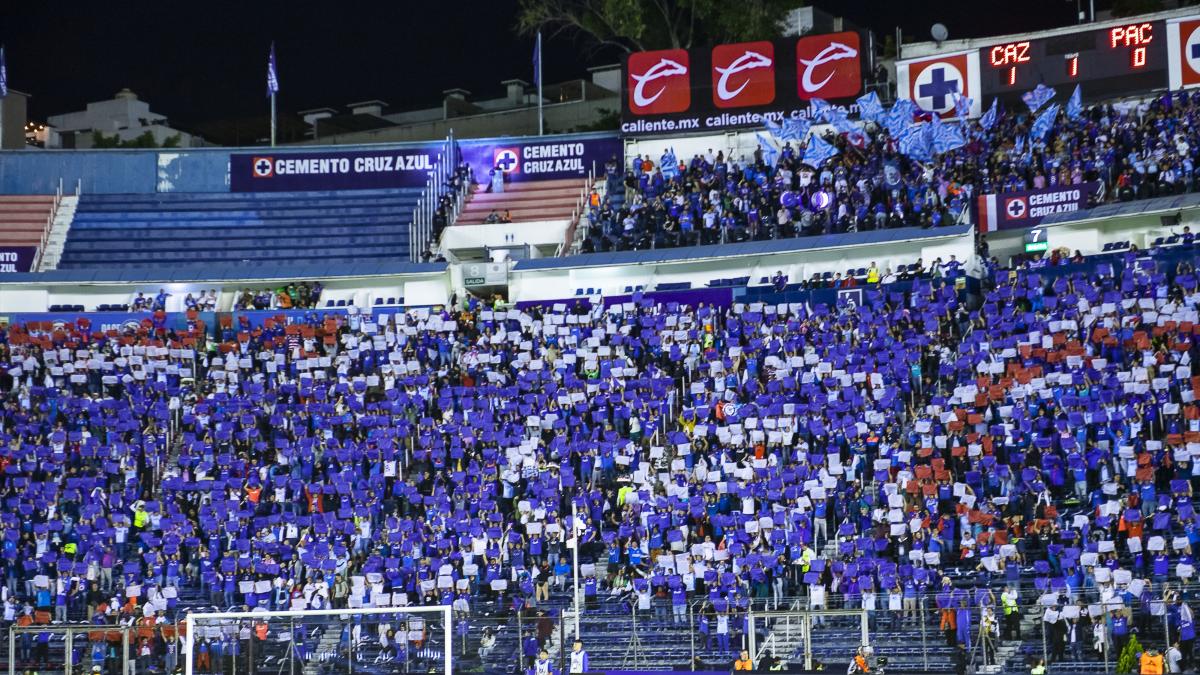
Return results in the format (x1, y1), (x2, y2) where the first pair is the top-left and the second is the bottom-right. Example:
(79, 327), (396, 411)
(1005, 196), (1027, 219)
(493, 148), (520, 174)
(794, 32), (862, 100)
(626, 49), (691, 115)
(252, 157), (274, 178)
(711, 42), (775, 108)
(904, 53), (975, 117)
(1179, 19), (1200, 87)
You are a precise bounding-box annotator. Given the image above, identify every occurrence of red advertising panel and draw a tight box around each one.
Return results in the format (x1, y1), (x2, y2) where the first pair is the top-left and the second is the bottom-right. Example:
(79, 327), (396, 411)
(795, 32), (863, 100)
(620, 32), (864, 136)
(711, 41), (776, 108)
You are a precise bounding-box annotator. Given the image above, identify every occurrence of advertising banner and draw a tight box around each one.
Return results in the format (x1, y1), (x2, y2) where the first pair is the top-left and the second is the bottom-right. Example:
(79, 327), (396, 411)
(0, 246), (37, 273)
(230, 147), (442, 192)
(620, 32), (865, 136)
(976, 181), (1102, 232)
(459, 135), (622, 183)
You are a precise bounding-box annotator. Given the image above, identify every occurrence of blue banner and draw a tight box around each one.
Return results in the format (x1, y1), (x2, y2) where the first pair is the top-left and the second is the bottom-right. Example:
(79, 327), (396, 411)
(0, 246), (37, 273)
(230, 147), (442, 192)
(458, 134), (622, 184)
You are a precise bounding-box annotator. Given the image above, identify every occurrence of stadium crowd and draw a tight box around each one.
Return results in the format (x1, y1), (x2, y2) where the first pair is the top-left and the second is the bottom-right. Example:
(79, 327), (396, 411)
(1, 237), (1200, 673)
(582, 91), (1200, 253)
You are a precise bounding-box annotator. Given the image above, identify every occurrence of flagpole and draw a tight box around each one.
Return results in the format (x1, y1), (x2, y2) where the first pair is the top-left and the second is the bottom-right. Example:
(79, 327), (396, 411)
(536, 31), (544, 136)
(270, 92), (276, 147)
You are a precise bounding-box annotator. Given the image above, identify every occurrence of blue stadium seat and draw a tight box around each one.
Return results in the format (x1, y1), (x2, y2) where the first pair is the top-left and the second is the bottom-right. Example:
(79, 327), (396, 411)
(59, 188), (423, 269)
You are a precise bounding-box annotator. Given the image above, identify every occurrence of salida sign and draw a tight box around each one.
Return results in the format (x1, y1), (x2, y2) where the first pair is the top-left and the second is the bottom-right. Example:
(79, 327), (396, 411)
(230, 148), (439, 192)
(621, 31), (865, 136)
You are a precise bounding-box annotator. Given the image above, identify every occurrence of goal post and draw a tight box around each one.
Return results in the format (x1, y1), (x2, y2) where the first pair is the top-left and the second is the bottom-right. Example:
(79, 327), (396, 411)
(183, 605), (452, 675)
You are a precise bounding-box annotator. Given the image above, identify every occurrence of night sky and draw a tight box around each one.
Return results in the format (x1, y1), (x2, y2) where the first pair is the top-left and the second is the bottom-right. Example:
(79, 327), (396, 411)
(1, 0), (1089, 128)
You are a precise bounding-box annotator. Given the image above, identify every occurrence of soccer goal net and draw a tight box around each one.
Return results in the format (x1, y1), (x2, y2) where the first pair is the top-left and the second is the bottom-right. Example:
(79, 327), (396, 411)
(183, 606), (451, 675)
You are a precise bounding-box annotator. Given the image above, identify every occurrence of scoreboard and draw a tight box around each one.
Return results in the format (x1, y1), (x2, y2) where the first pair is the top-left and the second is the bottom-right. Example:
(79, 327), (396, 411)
(980, 20), (1167, 102)
(897, 15), (1200, 118)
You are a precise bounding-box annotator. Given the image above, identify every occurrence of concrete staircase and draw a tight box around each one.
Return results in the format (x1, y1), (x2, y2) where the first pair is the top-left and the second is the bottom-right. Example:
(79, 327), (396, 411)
(37, 194), (78, 271)
(455, 179), (585, 225)
(0, 195), (57, 270)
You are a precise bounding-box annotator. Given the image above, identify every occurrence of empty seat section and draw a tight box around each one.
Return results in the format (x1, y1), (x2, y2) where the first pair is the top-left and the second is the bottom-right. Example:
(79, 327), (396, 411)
(59, 188), (423, 269)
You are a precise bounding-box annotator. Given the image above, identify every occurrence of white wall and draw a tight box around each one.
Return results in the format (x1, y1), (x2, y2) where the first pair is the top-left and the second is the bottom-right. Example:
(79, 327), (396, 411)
(403, 279), (450, 307)
(440, 219), (570, 253)
(508, 230), (974, 303)
(0, 288), (49, 313)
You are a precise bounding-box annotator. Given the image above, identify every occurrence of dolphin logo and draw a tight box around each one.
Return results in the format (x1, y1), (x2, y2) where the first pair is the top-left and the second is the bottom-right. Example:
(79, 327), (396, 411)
(630, 57), (688, 108)
(798, 41), (858, 94)
(714, 50), (773, 101)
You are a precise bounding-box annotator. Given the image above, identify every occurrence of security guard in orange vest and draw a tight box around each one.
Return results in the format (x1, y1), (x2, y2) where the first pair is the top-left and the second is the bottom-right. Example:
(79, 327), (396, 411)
(1141, 648), (1164, 675)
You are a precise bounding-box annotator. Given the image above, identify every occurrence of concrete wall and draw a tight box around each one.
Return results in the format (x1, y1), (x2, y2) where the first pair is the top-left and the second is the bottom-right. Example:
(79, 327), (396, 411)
(303, 97), (619, 145)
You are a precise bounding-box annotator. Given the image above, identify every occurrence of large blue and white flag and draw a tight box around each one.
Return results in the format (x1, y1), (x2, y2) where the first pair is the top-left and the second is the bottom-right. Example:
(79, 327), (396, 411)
(764, 117), (784, 139)
(953, 93), (973, 121)
(856, 91), (884, 123)
(882, 100), (916, 137)
(0, 47), (8, 98)
(802, 134), (839, 168)
(809, 98), (831, 121)
(1021, 83), (1054, 113)
(1066, 84), (1083, 121)
(661, 147), (679, 179)
(783, 116), (811, 141)
(898, 123), (933, 162)
(266, 42), (279, 97)
(931, 116), (966, 155)
(756, 134), (779, 167)
(979, 98), (998, 130)
(1030, 103), (1059, 142)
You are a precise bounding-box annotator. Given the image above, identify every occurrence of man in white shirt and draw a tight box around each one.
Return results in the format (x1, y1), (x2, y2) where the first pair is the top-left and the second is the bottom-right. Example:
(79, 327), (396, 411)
(1167, 641), (1183, 673)
(568, 640), (589, 673)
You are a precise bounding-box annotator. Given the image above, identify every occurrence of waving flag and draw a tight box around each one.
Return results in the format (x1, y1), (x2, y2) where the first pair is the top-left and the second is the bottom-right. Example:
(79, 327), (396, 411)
(802, 134), (839, 168)
(267, 42), (279, 96)
(661, 147), (679, 179)
(809, 98), (831, 120)
(930, 116), (966, 155)
(782, 116), (812, 142)
(898, 123), (933, 162)
(1021, 83), (1054, 113)
(756, 134), (780, 167)
(764, 117), (784, 139)
(953, 93), (973, 121)
(1066, 84), (1083, 121)
(883, 100), (916, 137)
(856, 91), (884, 123)
(979, 98), (998, 130)
(1030, 103), (1059, 142)
(0, 47), (7, 98)
(1014, 133), (1026, 156)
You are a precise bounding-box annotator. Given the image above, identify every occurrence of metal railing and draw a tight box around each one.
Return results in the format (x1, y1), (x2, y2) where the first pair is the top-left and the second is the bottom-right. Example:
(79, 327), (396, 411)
(561, 162), (598, 256)
(7, 619), (185, 675)
(32, 177), (65, 273)
(409, 132), (460, 263)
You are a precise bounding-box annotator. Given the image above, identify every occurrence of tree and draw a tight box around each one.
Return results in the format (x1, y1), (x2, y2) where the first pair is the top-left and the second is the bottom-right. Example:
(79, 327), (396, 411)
(1116, 633), (1142, 674)
(516, 0), (796, 54)
(1110, 0), (1163, 17)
